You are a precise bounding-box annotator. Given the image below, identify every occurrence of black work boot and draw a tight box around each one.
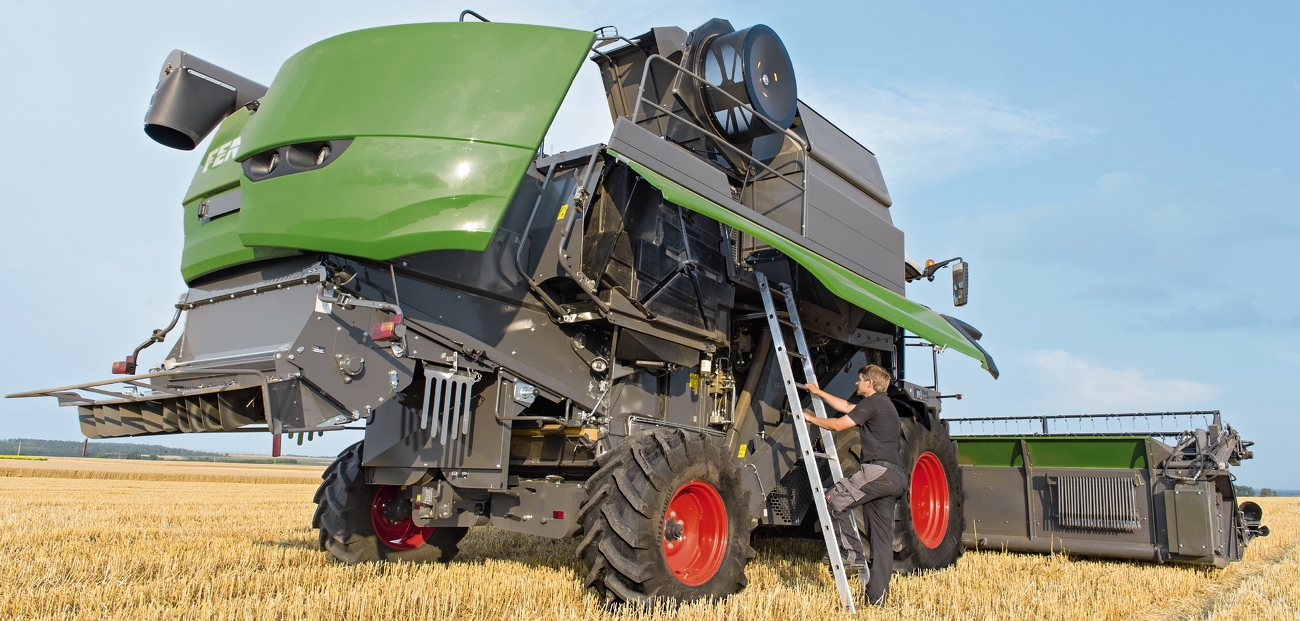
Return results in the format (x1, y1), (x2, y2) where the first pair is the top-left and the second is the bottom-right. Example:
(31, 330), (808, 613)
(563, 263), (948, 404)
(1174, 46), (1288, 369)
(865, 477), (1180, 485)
(820, 553), (866, 571)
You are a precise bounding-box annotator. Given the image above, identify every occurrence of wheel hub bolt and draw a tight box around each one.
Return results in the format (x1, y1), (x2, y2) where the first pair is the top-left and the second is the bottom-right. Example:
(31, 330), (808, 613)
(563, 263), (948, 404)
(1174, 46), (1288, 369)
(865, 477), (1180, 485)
(664, 518), (685, 542)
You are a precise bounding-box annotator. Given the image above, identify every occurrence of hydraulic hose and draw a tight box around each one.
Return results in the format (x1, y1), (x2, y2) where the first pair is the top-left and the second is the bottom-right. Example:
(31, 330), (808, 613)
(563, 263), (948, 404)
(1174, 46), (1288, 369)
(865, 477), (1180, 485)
(726, 328), (772, 456)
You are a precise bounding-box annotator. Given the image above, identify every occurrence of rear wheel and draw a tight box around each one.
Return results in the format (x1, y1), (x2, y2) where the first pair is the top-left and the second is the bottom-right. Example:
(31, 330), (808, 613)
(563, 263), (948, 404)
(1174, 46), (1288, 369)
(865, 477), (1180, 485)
(833, 415), (963, 573)
(577, 428), (755, 605)
(313, 441), (467, 564)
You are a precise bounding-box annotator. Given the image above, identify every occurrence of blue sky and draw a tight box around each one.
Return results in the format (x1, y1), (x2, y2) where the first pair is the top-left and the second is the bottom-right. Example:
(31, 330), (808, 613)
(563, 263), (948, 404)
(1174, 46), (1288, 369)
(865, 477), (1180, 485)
(1, 2), (1296, 487)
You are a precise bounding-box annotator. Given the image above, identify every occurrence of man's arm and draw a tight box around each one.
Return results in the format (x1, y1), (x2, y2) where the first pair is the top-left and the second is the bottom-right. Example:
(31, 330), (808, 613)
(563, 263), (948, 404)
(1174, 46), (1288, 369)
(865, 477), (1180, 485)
(801, 383), (856, 414)
(806, 412), (857, 432)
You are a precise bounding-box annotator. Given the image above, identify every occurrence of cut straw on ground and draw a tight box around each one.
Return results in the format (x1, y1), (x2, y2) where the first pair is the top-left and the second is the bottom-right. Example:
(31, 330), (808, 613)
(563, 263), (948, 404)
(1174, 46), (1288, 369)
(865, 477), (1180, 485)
(1, 465), (1295, 620)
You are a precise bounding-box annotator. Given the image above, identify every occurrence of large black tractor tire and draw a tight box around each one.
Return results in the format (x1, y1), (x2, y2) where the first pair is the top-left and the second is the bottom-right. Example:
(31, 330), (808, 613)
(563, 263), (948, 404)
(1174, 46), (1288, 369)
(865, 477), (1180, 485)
(832, 416), (964, 573)
(313, 441), (468, 564)
(577, 428), (756, 606)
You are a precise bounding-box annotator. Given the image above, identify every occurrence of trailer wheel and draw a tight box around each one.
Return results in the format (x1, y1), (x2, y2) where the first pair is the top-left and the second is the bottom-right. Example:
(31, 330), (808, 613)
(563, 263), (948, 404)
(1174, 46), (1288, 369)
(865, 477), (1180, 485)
(833, 416), (963, 573)
(313, 441), (467, 564)
(577, 428), (756, 606)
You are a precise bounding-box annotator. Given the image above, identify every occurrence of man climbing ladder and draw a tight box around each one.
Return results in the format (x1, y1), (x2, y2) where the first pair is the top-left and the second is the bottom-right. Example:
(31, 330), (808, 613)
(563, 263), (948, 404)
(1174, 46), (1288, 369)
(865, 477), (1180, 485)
(803, 365), (909, 605)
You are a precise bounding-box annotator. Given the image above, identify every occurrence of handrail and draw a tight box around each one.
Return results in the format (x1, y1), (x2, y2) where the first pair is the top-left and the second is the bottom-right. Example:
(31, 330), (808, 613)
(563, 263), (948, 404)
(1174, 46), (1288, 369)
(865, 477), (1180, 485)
(632, 54), (807, 151)
(628, 54), (809, 223)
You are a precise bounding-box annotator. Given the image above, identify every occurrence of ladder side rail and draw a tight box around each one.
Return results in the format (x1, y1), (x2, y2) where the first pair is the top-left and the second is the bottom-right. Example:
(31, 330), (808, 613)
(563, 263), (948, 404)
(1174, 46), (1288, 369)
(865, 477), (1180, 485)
(779, 283), (863, 542)
(757, 273), (857, 612)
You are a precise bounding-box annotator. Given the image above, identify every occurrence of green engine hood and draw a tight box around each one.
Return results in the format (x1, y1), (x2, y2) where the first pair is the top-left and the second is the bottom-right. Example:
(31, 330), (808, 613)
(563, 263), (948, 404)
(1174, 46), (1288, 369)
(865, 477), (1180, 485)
(177, 21), (595, 280)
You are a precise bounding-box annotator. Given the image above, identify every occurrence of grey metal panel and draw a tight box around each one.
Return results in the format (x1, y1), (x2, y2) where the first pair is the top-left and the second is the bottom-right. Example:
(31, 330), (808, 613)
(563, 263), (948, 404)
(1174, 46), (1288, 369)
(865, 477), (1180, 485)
(609, 118), (907, 300)
(178, 282), (316, 368)
(608, 116), (733, 200)
(1168, 486), (1215, 558)
(286, 301), (417, 419)
(806, 159), (893, 227)
(364, 371), (510, 487)
(797, 101), (891, 207)
(962, 465), (1158, 548)
(197, 188), (241, 222)
(961, 466), (1029, 538)
(804, 197), (904, 294)
(489, 480), (587, 538)
(608, 371), (660, 419)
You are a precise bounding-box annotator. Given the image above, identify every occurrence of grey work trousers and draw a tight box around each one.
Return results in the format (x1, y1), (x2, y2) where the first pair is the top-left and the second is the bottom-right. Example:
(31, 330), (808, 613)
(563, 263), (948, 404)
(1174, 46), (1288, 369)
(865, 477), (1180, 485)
(827, 462), (907, 605)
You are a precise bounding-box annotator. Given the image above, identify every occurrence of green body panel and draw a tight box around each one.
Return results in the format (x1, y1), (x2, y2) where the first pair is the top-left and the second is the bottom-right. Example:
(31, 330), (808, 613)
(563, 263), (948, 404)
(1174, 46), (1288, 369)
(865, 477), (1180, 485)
(955, 438), (1025, 467)
(611, 152), (994, 372)
(173, 22), (593, 280)
(957, 436), (1149, 469)
(180, 194), (300, 283)
(236, 137), (532, 258)
(180, 110), (277, 281)
(183, 109), (250, 204)
(233, 23), (595, 259)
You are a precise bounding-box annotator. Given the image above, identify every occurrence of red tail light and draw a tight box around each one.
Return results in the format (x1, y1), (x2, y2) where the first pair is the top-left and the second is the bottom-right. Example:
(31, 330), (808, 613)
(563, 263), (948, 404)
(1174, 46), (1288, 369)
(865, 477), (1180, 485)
(553, 510), (565, 520)
(370, 315), (404, 342)
(111, 356), (136, 375)
(370, 321), (397, 341)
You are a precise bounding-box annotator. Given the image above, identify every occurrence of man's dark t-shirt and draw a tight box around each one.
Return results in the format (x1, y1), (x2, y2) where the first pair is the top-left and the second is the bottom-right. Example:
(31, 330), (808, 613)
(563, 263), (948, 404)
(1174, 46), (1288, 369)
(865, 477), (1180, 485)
(845, 392), (901, 465)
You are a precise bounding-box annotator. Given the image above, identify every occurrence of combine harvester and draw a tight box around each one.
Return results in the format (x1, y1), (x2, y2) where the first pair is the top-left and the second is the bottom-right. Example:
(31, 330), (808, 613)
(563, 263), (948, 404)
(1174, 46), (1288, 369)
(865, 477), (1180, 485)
(8, 12), (1267, 609)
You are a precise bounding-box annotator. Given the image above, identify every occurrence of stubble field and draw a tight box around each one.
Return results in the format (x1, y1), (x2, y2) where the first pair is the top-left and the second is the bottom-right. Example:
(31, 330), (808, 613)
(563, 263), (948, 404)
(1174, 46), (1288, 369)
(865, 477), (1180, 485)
(1, 459), (1296, 620)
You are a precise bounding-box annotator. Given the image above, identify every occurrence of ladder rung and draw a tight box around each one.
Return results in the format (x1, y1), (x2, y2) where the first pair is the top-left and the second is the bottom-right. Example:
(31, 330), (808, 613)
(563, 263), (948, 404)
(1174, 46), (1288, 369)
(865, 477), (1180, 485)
(812, 451), (836, 460)
(788, 351), (807, 360)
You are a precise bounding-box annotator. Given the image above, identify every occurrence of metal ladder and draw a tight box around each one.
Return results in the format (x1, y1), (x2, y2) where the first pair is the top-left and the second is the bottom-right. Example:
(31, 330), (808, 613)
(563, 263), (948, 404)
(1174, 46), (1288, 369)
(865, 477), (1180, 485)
(756, 271), (864, 612)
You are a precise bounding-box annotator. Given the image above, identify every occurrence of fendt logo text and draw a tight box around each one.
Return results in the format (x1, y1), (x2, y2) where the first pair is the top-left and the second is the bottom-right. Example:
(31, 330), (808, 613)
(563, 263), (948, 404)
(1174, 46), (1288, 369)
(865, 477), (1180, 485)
(202, 137), (241, 172)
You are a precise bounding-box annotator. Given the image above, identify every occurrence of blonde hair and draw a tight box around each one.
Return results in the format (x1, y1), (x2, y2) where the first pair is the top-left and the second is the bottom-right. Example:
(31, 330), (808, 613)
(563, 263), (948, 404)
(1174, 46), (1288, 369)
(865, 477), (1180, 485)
(857, 364), (892, 393)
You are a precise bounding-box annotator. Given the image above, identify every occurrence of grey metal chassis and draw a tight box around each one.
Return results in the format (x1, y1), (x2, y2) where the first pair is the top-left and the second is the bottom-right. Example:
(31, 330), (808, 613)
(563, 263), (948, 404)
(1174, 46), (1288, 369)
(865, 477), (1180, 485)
(953, 413), (1264, 568)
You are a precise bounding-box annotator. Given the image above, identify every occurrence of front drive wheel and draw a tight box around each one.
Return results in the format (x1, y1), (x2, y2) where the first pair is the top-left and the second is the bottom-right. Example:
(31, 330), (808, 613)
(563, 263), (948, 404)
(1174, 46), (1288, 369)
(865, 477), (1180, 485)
(577, 429), (756, 605)
(313, 441), (467, 564)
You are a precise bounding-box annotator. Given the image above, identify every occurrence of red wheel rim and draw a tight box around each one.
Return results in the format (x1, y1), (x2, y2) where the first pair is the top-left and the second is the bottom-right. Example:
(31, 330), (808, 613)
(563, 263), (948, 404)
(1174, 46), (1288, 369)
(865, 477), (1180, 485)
(662, 480), (728, 586)
(370, 485), (434, 551)
(910, 452), (950, 549)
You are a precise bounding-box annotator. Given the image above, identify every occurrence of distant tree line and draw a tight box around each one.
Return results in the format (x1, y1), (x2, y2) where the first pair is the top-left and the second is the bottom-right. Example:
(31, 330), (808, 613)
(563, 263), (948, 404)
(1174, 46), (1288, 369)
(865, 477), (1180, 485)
(1, 438), (225, 458)
(1233, 484), (1282, 497)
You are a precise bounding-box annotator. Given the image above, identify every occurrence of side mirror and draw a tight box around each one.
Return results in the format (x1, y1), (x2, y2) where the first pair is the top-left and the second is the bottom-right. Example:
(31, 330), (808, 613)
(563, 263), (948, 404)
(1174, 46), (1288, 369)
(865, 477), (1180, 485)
(952, 260), (969, 306)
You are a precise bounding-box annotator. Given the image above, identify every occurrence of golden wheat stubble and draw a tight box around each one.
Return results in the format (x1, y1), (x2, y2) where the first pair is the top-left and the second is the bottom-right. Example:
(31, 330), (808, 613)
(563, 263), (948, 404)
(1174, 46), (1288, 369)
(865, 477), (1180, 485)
(1, 471), (1295, 621)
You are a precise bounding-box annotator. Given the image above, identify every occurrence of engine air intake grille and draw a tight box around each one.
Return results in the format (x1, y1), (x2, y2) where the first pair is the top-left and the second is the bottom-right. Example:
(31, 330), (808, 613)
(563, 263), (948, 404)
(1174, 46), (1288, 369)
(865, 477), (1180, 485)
(1053, 475), (1142, 532)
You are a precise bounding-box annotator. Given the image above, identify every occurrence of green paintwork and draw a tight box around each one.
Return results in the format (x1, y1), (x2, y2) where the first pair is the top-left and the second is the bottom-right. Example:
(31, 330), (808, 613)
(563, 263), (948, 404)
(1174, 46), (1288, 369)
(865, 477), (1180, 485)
(237, 136), (534, 258)
(957, 436), (1149, 469)
(956, 438), (1024, 467)
(180, 110), (294, 281)
(611, 151), (994, 373)
(183, 109), (251, 204)
(180, 192), (299, 283)
(233, 23), (595, 259)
